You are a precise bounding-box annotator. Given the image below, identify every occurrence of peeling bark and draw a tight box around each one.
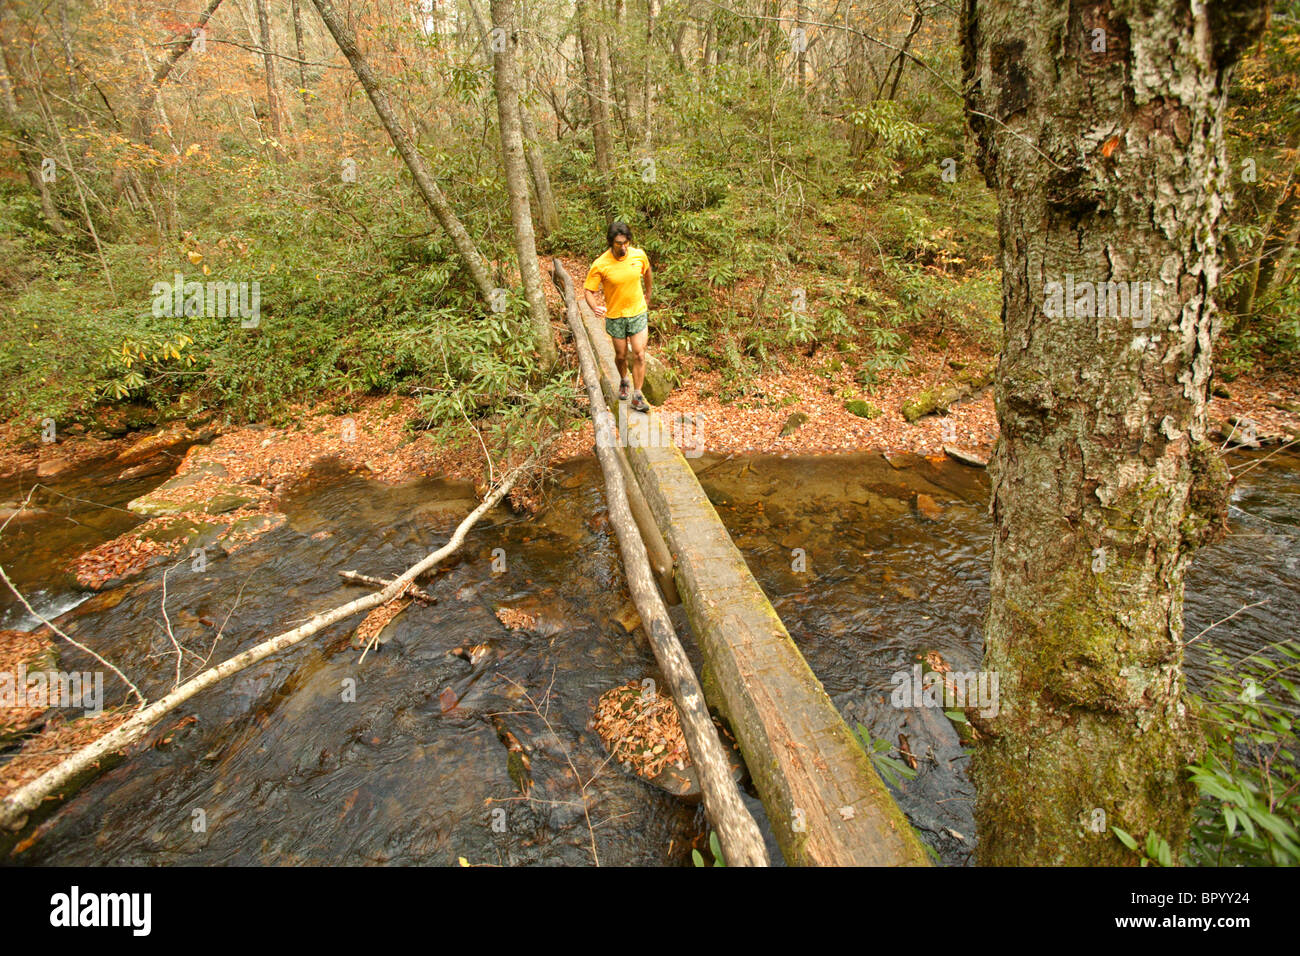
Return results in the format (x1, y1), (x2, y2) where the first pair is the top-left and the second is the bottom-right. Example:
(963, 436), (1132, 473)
(962, 0), (1268, 864)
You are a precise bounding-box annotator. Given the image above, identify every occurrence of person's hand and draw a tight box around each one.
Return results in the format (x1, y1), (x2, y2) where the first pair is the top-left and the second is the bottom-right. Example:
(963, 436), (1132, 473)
(594, 303), (606, 318)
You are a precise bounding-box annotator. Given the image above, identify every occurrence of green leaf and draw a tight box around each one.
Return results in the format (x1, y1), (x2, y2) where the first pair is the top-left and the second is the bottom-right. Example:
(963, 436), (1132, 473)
(1112, 826), (1139, 851)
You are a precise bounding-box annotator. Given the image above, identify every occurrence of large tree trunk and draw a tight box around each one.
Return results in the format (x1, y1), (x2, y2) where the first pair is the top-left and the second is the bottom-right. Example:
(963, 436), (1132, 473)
(576, 0), (612, 176)
(553, 261), (768, 867)
(488, 0), (557, 367)
(962, 0), (1269, 865)
(309, 0), (495, 303)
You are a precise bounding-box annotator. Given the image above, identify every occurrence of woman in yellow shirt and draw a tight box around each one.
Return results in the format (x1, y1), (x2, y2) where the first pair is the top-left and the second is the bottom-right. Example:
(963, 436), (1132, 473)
(583, 222), (653, 413)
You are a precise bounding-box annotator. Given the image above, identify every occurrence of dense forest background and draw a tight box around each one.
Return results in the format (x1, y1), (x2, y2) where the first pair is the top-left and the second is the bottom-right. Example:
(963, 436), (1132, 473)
(1, 0), (1295, 449)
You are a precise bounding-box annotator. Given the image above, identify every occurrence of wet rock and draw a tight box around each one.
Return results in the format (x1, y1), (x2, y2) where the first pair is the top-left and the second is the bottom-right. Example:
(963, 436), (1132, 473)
(115, 425), (211, 466)
(779, 411), (809, 437)
(35, 457), (74, 479)
(778, 531), (804, 550)
(127, 478), (259, 517)
(615, 601), (642, 633)
(942, 445), (988, 468)
(118, 457), (176, 480)
(913, 493), (943, 522)
(201, 489), (259, 515)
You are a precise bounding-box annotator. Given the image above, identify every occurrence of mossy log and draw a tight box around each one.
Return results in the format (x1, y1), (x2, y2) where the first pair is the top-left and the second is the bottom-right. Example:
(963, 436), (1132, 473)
(900, 366), (993, 423)
(554, 261), (929, 867)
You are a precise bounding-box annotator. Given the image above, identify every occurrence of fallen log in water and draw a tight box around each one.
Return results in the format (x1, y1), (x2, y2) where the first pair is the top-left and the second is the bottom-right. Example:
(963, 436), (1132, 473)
(553, 260), (929, 866)
(0, 457), (538, 832)
(553, 260), (769, 867)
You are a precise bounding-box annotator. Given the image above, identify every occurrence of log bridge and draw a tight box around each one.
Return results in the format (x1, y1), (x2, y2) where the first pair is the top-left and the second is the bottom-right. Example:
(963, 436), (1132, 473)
(551, 261), (929, 866)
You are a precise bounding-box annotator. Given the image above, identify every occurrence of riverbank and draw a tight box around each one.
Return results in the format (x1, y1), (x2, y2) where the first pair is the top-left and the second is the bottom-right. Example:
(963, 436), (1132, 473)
(5, 345), (1297, 494)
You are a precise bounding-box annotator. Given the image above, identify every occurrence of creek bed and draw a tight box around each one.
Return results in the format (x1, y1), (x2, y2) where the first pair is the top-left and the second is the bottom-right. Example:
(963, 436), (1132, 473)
(2, 447), (1296, 865)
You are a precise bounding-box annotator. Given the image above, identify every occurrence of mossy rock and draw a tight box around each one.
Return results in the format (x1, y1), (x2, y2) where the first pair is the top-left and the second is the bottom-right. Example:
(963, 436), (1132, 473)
(127, 479), (259, 517)
(780, 411), (810, 436)
(844, 399), (882, 419)
(138, 515), (225, 547)
(642, 353), (675, 406)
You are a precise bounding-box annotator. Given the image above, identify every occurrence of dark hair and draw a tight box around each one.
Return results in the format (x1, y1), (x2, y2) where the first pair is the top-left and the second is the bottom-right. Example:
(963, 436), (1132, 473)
(606, 221), (632, 247)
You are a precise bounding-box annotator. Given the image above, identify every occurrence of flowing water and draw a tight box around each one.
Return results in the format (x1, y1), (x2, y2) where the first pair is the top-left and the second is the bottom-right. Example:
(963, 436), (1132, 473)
(2, 444), (1296, 866)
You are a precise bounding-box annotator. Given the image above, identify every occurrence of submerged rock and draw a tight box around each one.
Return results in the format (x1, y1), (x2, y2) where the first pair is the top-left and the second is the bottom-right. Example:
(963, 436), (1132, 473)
(913, 493), (943, 522)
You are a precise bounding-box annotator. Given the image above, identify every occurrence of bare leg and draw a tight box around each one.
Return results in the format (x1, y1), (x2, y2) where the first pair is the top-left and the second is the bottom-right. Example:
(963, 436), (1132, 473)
(612, 336), (628, 382)
(628, 328), (648, 393)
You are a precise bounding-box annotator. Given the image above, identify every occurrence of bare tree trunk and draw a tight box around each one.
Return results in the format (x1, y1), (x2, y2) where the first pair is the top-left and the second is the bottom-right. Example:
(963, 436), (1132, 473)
(254, 0), (284, 152)
(962, 0), (1269, 864)
(0, 31), (65, 234)
(519, 104), (561, 238)
(796, 0), (807, 92)
(880, 2), (923, 102)
(138, 0), (223, 146)
(640, 0), (656, 151)
(488, 0), (557, 366)
(309, 0), (495, 302)
(577, 0), (612, 176)
(671, 18), (687, 72)
(610, 0), (629, 134)
(1234, 155), (1300, 317)
(291, 0), (312, 126)
(597, 9), (623, 152)
(464, 0), (559, 238)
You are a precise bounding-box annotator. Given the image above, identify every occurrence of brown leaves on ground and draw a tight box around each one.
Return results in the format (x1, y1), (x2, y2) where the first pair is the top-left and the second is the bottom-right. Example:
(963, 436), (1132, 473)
(351, 596), (411, 650)
(592, 679), (691, 781)
(0, 709), (133, 802)
(494, 607), (536, 631)
(0, 627), (57, 735)
(69, 534), (172, 590)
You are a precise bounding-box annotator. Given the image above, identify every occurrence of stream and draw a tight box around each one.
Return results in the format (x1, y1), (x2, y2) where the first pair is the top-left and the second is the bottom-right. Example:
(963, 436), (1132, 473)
(2, 444), (1296, 866)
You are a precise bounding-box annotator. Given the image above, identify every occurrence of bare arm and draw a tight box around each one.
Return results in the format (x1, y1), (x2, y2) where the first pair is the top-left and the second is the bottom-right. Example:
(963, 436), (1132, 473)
(584, 287), (605, 314)
(643, 262), (652, 309)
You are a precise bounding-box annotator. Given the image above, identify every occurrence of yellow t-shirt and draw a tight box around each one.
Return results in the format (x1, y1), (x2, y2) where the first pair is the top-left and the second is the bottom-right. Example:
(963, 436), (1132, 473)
(584, 246), (650, 318)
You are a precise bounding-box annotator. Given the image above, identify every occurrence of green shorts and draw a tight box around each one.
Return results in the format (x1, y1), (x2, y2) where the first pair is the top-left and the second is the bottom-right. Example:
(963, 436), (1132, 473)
(605, 310), (648, 340)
